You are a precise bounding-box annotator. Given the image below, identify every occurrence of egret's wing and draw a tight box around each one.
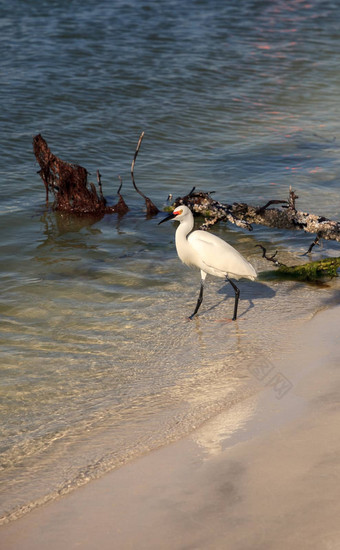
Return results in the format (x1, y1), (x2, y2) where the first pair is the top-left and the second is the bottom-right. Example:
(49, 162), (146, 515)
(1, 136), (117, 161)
(188, 230), (256, 279)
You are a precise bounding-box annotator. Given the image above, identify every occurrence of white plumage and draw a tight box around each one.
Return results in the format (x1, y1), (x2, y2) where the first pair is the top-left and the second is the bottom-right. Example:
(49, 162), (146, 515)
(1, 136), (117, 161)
(159, 204), (257, 320)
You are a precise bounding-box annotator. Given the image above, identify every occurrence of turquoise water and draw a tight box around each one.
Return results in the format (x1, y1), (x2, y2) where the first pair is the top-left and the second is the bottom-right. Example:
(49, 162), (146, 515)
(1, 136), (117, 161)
(1, 0), (340, 523)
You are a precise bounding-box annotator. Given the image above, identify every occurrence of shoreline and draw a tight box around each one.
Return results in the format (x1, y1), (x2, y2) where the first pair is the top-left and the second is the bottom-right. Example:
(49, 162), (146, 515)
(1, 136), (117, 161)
(1, 304), (340, 549)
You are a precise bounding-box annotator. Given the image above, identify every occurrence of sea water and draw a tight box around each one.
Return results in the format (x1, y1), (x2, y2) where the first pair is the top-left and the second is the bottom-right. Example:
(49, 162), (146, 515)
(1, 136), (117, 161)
(1, 0), (340, 523)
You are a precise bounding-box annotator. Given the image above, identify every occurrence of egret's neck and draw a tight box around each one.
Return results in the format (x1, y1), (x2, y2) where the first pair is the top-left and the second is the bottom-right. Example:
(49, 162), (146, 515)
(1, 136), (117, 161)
(176, 216), (194, 239)
(175, 216), (194, 261)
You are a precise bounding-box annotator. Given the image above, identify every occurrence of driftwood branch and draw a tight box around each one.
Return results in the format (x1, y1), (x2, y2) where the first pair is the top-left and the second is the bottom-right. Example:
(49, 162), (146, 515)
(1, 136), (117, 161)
(130, 132), (159, 217)
(171, 187), (340, 242)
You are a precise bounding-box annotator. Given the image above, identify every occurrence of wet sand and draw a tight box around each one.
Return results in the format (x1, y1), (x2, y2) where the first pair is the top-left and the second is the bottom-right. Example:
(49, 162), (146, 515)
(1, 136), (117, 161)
(1, 305), (340, 550)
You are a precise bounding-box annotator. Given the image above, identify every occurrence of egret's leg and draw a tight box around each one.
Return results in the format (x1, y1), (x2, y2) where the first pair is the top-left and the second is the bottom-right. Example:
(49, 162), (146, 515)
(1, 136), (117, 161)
(189, 272), (207, 319)
(189, 281), (204, 319)
(227, 278), (240, 321)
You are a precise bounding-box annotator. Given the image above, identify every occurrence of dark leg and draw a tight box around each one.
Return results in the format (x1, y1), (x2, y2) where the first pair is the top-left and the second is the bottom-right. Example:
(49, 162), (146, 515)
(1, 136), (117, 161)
(189, 281), (204, 320)
(227, 278), (240, 321)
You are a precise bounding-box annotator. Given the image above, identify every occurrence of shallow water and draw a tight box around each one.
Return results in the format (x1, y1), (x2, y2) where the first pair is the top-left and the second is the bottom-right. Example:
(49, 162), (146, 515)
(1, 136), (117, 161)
(1, 0), (340, 523)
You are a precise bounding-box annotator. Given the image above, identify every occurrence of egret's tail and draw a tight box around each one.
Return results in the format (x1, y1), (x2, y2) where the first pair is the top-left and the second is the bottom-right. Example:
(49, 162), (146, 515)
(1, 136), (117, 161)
(248, 263), (257, 280)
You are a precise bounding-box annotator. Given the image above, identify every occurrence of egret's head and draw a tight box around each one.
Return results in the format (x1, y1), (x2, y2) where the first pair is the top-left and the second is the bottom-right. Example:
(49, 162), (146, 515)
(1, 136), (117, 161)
(158, 204), (192, 225)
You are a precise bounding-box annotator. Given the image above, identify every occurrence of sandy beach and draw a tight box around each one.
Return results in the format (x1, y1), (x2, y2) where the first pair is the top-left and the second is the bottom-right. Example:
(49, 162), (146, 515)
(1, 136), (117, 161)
(1, 304), (340, 550)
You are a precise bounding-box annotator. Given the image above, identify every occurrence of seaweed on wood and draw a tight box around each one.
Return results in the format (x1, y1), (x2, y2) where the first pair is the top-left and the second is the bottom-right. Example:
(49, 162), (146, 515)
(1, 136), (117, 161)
(256, 245), (340, 282)
(33, 134), (125, 215)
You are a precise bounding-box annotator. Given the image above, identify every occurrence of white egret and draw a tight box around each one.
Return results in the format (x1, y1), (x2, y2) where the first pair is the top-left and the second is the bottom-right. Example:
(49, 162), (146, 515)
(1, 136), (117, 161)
(159, 205), (257, 320)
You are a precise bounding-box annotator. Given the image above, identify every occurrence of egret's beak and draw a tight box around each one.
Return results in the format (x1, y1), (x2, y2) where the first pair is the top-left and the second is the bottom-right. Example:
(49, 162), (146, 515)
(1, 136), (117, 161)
(158, 212), (176, 225)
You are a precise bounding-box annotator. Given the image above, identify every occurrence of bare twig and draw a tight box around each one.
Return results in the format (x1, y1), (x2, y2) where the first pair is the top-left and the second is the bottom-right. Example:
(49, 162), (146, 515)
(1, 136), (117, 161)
(286, 185), (299, 211)
(117, 175), (123, 196)
(130, 132), (159, 217)
(255, 245), (285, 267)
(301, 235), (321, 256)
(256, 199), (288, 214)
(97, 170), (104, 200)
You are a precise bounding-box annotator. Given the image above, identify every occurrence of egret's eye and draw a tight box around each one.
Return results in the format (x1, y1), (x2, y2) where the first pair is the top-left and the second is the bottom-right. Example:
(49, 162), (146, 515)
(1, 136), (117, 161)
(174, 209), (183, 216)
